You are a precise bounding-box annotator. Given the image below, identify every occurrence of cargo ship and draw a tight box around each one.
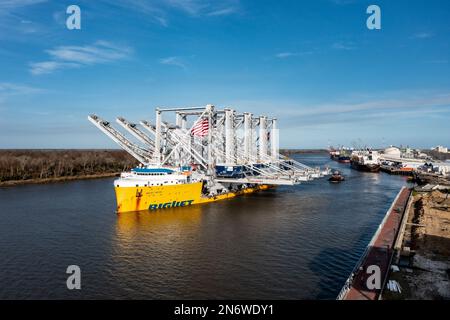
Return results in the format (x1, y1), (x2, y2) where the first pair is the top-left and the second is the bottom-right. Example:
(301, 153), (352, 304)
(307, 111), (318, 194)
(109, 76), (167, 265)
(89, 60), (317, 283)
(89, 105), (329, 213)
(329, 147), (351, 163)
(337, 150), (351, 163)
(350, 149), (381, 172)
(113, 166), (272, 213)
(329, 150), (340, 160)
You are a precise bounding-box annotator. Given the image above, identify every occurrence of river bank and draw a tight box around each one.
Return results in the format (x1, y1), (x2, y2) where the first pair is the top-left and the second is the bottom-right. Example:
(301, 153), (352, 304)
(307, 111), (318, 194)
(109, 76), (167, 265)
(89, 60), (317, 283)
(384, 187), (450, 300)
(0, 149), (137, 187)
(338, 185), (450, 300)
(280, 149), (328, 155)
(0, 172), (120, 187)
(0, 149), (331, 187)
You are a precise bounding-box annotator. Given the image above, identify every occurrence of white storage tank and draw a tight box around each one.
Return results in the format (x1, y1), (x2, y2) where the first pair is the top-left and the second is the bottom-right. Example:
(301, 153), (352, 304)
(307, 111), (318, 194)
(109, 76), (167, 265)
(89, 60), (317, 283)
(384, 147), (401, 158)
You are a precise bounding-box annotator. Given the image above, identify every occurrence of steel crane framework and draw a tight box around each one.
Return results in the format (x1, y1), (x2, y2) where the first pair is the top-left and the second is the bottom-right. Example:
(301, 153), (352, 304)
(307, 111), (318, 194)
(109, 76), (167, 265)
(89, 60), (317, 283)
(88, 104), (328, 186)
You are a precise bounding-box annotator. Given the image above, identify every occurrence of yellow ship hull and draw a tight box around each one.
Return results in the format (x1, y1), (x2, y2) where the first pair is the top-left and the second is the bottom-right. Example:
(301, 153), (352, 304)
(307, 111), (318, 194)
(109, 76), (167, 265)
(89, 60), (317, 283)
(115, 182), (270, 213)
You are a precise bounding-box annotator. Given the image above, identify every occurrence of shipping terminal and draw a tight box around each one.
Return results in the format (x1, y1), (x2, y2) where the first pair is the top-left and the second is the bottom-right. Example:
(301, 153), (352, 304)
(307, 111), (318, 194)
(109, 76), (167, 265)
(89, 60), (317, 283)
(88, 104), (330, 213)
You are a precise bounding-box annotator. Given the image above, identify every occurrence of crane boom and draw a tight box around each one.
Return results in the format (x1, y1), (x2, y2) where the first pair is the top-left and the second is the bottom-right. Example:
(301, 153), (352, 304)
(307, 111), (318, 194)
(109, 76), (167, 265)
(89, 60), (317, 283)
(116, 117), (155, 148)
(88, 114), (152, 165)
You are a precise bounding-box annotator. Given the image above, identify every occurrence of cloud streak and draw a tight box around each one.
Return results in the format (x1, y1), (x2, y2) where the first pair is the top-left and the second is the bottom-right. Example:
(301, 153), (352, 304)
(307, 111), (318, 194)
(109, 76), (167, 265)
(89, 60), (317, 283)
(0, 82), (43, 95)
(0, 0), (47, 10)
(207, 7), (237, 16)
(275, 51), (314, 59)
(30, 41), (132, 75)
(332, 41), (356, 50)
(99, 0), (240, 26)
(0, 82), (44, 106)
(279, 92), (450, 127)
(411, 32), (434, 39)
(0, 1), (49, 39)
(275, 52), (297, 59)
(230, 91), (450, 129)
(159, 56), (186, 69)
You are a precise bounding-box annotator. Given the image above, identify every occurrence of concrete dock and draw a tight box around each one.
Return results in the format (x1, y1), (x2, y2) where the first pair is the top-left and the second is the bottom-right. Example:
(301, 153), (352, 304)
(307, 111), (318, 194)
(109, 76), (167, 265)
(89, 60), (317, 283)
(384, 186), (450, 299)
(337, 187), (411, 300)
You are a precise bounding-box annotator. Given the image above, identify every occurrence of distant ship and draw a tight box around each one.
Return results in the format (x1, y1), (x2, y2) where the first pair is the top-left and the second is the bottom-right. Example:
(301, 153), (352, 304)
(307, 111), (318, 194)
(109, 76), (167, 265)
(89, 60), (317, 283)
(350, 150), (380, 172)
(337, 149), (351, 163)
(329, 147), (351, 163)
(329, 148), (340, 161)
(338, 155), (351, 163)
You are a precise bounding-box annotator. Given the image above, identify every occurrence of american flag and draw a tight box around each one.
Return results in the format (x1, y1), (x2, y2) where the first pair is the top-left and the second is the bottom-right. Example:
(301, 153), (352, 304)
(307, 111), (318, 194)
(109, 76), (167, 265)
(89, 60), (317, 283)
(191, 118), (209, 137)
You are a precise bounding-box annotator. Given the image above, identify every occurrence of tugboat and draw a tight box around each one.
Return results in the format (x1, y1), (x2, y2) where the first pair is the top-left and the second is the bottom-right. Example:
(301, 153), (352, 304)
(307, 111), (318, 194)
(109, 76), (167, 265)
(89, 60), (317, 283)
(328, 171), (345, 183)
(350, 149), (380, 172)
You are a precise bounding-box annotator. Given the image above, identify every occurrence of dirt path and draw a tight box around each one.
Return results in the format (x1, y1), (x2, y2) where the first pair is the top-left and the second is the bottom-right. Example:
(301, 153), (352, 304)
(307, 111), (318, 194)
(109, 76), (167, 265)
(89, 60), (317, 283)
(386, 189), (450, 299)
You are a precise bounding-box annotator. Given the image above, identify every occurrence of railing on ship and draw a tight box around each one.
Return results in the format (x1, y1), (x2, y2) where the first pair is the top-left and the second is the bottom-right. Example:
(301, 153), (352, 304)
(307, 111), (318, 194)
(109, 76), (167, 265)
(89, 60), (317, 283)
(336, 187), (408, 300)
(336, 242), (372, 300)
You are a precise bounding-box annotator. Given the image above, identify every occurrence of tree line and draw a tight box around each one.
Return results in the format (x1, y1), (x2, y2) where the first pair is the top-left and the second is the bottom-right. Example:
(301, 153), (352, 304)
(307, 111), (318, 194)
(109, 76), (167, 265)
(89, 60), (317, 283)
(0, 150), (138, 182)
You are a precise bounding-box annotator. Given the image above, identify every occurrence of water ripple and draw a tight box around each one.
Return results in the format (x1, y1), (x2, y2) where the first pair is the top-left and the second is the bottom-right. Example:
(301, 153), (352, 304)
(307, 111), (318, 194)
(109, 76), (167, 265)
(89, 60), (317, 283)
(0, 154), (407, 299)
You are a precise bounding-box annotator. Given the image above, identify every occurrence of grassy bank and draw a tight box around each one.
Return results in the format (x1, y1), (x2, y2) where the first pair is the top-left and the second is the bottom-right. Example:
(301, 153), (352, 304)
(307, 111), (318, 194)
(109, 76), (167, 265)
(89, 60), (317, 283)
(0, 149), (138, 186)
(280, 149), (328, 155)
(0, 148), (329, 186)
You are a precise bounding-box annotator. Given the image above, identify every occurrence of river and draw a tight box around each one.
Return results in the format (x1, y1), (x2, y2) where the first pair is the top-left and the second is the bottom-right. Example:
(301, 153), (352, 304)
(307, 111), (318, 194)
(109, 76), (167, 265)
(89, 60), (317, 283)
(0, 154), (408, 299)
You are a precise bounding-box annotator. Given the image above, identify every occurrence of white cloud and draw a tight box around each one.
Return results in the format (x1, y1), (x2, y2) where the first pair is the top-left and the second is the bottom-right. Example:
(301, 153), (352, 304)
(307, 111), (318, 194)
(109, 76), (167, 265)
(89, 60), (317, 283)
(0, 82), (43, 95)
(30, 41), (133, 75)
(159, 56), (186, 69)
(29, 61), (80, 75)
(100, 0), (240, 26)
(0, 1), (48, 38)
(332, 42), (356, 50)
(227, 91), (450, 128)
(154, 16), (169, 27)
(275, 51), (313, 59)
(281, 92), (450, 117)
(47, 41), (131, 64)
(0, 0), (47, 9)
(163, 0), (240, 16)
(207, 7), (237, 16)
(412, 32), (433, 39)
(275, 52), (296, 59)
(166, 0), (207, 15)
(0, 82), (43, 105)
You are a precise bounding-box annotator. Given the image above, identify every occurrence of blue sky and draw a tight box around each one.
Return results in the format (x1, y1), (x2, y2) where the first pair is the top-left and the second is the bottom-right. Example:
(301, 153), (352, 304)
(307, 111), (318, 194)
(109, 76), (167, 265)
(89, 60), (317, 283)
(0, 0), (449, 149)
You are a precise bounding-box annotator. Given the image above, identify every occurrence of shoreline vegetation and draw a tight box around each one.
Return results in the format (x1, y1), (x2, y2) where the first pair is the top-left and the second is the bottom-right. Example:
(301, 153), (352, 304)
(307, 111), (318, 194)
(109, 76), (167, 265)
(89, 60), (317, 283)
(280, 149), (328, 155)
(0, 150), (137, 187)
(0, 149), (328, 187)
